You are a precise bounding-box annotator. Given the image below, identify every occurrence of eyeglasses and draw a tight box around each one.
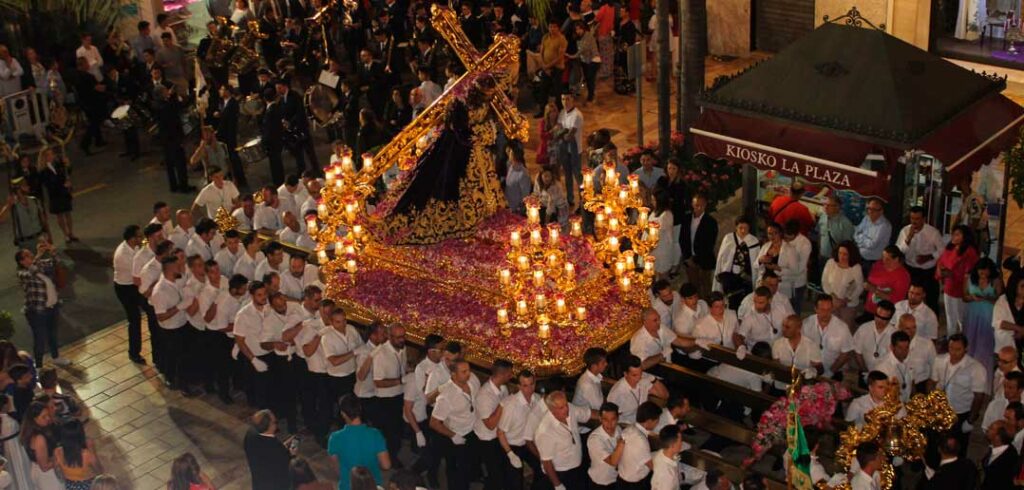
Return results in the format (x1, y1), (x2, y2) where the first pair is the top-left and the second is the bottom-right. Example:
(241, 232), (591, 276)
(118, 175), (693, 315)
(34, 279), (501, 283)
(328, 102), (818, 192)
(875, 315), (893, 322)
(867, 207), (882, 212)
(998, 358), (1015, 364)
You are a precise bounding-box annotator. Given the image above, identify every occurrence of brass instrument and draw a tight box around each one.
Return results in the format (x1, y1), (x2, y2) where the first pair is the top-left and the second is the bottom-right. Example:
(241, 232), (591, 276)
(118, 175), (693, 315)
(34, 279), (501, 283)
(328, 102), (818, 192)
(205, 16), (235, 69)
(228, 20), (267, 74)
(305, 0), (339, 66)
(304, 84), (342, 131)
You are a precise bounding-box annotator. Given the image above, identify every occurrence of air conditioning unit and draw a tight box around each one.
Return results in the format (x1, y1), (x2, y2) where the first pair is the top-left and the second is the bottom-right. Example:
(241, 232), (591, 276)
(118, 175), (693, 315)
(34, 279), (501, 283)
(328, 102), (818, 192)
(3, 89), (49, 139)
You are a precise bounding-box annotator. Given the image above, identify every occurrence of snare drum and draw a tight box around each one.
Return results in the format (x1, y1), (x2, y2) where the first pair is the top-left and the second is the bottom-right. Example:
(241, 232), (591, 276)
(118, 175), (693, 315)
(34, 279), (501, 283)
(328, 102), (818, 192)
(237, 137), (267, 164)
(240, 94), (265, 117)
(110, 105), (133, 131)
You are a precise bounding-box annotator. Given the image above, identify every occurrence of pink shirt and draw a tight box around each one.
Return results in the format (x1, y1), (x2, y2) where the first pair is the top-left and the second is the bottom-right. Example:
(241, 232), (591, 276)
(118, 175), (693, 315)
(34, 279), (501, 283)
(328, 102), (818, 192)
(936, 246), (979, 297)
(865, 262), (911, 313)
(595, 5), (615, 36)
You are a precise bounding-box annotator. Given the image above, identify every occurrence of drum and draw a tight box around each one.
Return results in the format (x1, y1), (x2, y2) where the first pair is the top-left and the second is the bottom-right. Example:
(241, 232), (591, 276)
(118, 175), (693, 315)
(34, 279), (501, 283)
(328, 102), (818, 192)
(110, 105), (133, 131)
(304, 84), (342, 131)
(181, 108), (200, 136)
(240, 94), (265, 117)
(237, 137), (267, 164)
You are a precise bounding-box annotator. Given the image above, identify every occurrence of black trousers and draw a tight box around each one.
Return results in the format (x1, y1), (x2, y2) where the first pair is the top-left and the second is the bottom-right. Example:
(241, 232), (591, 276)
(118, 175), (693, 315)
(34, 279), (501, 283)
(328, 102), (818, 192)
(222, 137), (247, 188)
(504, 444), (543, 490)
(479, 437), (507, 489)
(616, 475), (651, 490)
(376, 394), (404, 460)
(300, 370), (332, 442)
(555, 465), (587, 490)
(417, 411), (442, 484)
(245, 354), (273, 408)
(160, 326), (187, 386)
(114, 284), (142, 358)
(441, 432), (479, 490)
(589, 481), (617, 490)
(266, 145), (285, 186)
(140, 296), (161, 366)
(209, 330), (233, 398)
(537, 68), (564, 111)
(328, 374), (355, 421)
(286, 138), (317, 175)
(123, 128), (140, 157)
(164, 145), (189, 192)
(80, 111), (106, 150)
(908, 265), (939, 311)
(267, 354), (298, 431)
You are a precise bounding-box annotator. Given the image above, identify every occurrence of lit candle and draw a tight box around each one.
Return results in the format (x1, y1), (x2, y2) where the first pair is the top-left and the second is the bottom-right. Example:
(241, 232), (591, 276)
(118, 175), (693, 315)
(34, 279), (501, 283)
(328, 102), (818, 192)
(537, 319), (551, 339)
(497, 308), (509, 324)
(547, 253), (558, 268)
(317, 250), (328, 264)
(516, 298), (529, 316)
(608, 235), (619, 250)
(575, 306), (587, 321)
(608, 217), (619, 232)
(530, 227), (542, 246)
(644, 255), (656, 276)
(547, 223), (560, 244)
(614, 260), (626, 276)
(620, 276), (631, 292)
(570, 217), (582, 237)
(564, 262), (575, 281)
(344, 201), (357, 221)
(604, 162), (617, 187)
(648, 222), (660, 242)
(499, 268), (511, 287)
(532, 268), (545, 287)
(582, 169), (594, 193)
(555, 295), (567, 314)
(346, 258), (357, 274)
(510, 230), (522, 248)
(535, 293), (547, 309)
(628, 174), (640, 194)
(335, 240), (344, 251)
(317, 203), (328, 218)
(516, 254), (530, 271)
(334, 178), (344, 189)
(325, 171), (335, 185)
(341, 155), (353, 173)
(307, 218), (318, 235)
(527, 204), (540, 225)
(618, 185), (629, 205)
(352, 224), (363, 238)
(623, 250), (635, 266)
(362, 154), (373, 171)
(595, 211), (606, 228)
(637, 207), (650, 228)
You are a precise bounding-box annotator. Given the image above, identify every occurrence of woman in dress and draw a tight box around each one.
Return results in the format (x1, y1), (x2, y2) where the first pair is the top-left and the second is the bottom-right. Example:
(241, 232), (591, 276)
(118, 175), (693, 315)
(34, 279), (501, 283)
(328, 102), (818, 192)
(712, 216), (760, 309)
(755, 222), (799, 303)
(534, 169), (569, 228)
(168, 452), (214, 490)
(13, 154), (44, 202)
(649, 189), (678, 280)
(937, 225), (979, 335)
(993, 277), (1024, 359)
(821, 241), (865, 330)
(19, 401), (61, 490)
(962, 257), (1001, 378)
(54, 420), (101, 490)
(0, 394), (32, 490)
(37, 146), (76, 243)
(536, 102), (559, 168)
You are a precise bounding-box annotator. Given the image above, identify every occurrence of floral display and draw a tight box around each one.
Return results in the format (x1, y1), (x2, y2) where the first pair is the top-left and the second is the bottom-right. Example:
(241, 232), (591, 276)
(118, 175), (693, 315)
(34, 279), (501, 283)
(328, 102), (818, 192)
(745, 381), (852, 465)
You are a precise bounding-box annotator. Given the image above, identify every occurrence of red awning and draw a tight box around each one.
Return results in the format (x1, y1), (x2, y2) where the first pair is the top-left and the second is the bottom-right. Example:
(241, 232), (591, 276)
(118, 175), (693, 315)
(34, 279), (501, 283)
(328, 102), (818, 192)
(919, 94), (1024, 185)
(692, 109), (894, 198)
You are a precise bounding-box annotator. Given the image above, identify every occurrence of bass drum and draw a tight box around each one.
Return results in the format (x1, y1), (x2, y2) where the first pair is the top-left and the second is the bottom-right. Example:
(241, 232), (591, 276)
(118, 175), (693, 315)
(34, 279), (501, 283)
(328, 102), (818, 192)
(240, 94), (265, 118)
(237, 137), (267, 164)
(304, 84), (342, 131)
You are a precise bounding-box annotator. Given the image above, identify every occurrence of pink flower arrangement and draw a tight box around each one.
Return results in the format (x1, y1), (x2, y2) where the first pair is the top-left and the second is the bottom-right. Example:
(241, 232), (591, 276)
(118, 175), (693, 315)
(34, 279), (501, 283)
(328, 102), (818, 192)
(745, 381), (852, 465)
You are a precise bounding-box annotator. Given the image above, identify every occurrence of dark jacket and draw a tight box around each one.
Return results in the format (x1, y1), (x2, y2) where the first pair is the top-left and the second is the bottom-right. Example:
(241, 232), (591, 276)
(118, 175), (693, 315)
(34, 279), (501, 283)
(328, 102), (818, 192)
(216, 96), (240, 146)
(154, 93), (185, 146)
(918, 457), (978, 490)
(679, 211), (718, 270)
(981, 445), (1018, 490)
(261, 100), (285, 151)
(243, 427), (292, 490)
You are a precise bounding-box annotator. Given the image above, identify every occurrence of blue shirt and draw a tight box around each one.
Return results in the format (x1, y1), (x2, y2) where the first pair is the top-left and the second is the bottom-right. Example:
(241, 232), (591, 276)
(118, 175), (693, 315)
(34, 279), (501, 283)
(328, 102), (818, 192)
(854, 215), (892, 261)
(327, 424), (386, 490)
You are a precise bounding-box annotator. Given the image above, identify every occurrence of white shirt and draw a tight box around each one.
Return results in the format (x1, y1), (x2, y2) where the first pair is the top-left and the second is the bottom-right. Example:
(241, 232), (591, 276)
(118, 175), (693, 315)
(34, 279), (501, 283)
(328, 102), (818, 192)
(231, 208), (254, 232)
(414, 358), (441, 397)
(892, 300), (937, 339)
(253, 203), (283, 231)
(850, 469), (880, 490)
(208, 290), (245, 335)
(276, 184), (303, 219)
(184, 276), (215, 330)
(234, 251), (266, 281)
(138, 257), (162, 297)
(214, 247), (244, 277)
(982, 396), (1009, 432)
(535, 407), (590, 471)
(277, 227), (317, 250)
(150, 276), (191, 330)
(150, 217), (174, 238)
(194, 181), (240, 218)
(132, 245), (156, 282)
(738, 305), (788, 347)
(294, 318), (328, 373)
(260, 303), (304, 357)
(254, 258), (288, 282)
(650, 450), (681, 490)
(419, 79), (443, 105)
(802, 315), (854, 376)
(371, 341), (407, 398)
(845, 394), (882, 427)
(673, 301), (708, 337)
(821, 259), (865, 307)
(321, 324), (363, 377)
(186, 235), (221, 262)
(630, 325), (675, 361)
(473, 380), (509, 440)
(689, 213), (703, 256)
(906, 335), (937, 384)
(75, 45), (103, 80)
(587, 426), (621, 485)
(852, 322), (896, 371)
(876, 352), (913, 402)
(403, 372), (428, 423)
(785, 233), (812, 288)
(739, 291), (794, 319)
(1014, 430), (1024, 453)
(433, 380), (478, 437)
(168, 226), (194, 252)
(649, 291), (682, 331)
(607, 373), (655, 424)
(896, 224), (945, 270)
(234, 302), (270, 357)
(556, 107), (584, 151)
(113, 241), (139, 286)
(755, 241), (801, 297)
(772, 336), (822, 371)
(993, 367), (1024, 400)
(573, 370), (605, 411)
(353, 341), (378, 398)
(618, 423), (652, 482)
(279, 264), (320, 300)
(930, 354), (987, 413)
(498, 390), (541, 446)
(993, 295), (1020, 353)
(693, 311), (738, 349)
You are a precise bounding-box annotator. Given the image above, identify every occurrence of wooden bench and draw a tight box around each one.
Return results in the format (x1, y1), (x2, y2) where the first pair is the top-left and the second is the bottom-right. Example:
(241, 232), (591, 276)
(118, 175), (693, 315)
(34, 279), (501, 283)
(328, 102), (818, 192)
(702, 344), (867, 397)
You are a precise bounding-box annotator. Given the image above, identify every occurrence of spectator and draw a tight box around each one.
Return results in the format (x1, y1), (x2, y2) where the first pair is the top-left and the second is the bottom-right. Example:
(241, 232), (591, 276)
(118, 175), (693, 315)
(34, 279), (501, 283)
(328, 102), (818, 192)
(155, 33), (188, 97)
(680, 194), (719, 299)
(994, 278), (1024, 364)
(534, 21), (567, 116)
(768, 180), (813, 235)
(896, 206), (945, 310)
(190, 128), (231, 183)
(75, 34), (103, 81)
(37, 147), (77, 243)
(73, 56), (108, 156)
(755, 222), (798, 305)
(556, 93), (584, 206)
(38, 367), (80, 423)
(0, 44), (24, 97)
(820, 240), (864, 329)
(290, 457), (332, 490)
(7, 177), (48, 249)
(815, 194), (854, 280)
(168, 452), (214, 490)
(854, 197), (892, 273)
(243, 409), (295, 490)
(91, 475), (120, 490)
(781, 220), (812, 314)
(131, 21), (157, 60)
(19, 401), (60, 489)
(328, 395), (390, 490)
(534, 169), (568, 228)
(0, 394), (30, 489)
(504, 144), (532, 215)
(919, 433), (976, 490)
(962, 257), (1001, 377)
(54, 420), (101, 489)
(536, 102), (560, 168)
(712, 216), (760, 308)
(649, 190), (678, 280)
(16, 242), (67, 367)
(937, 225), (980, 336)
(864, 246), (911, 316)
(575, 21), (599, 102)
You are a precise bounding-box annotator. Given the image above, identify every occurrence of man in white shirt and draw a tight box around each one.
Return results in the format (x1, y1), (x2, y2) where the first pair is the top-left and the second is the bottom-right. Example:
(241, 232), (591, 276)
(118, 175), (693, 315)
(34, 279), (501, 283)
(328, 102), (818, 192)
(276, 174), (304, 219)
(497, 370), (543, 489)
(191, 166), (240, 219)
(993, 346), (1023, 399)
(607, 355), (669, 424)
(692, 292), (739, 350)
(891, 283), (940, 341)
(896, 313), (936, 393)
(984, 371), (1024, 431)
(425, 341), (465, 405)
(234, 234), (265, 281)
(772, 314), (823, 376)
(587, 402), (624, 489)
(150, 257), (200, 394)
(845, 371), (889, 427)
(372, 324), (408, 460)
(475, 359), (513, 489)
(573, 347), (607, 411)
(185, 218), (224, 262)
(294, 297), (332, 444)
(262, 291), (305, 432)
(896, 206), (944, 310)
(277, 212), (317, 250)
(535, 390), (591, 490)
(253, 186), (284, 233)
(853, 197), (892, 271)
(853, 300), (897, 373)
(150, 201), (174, 238)
(629, 308), (691, 370)
(673, 283), (708, 339)
(617, 402), (660, 488)
(167, 209), (195, 252)
(114, 225), (146, 364)
(233, 280), (272, 407)
(802, 294), (854, 377)
(232, 194), (257, 232)
(429, 358), (480, 490)
(876, 331), (914, 402)
(254, 242), (289, 281)
(183, 255), (219, 393)
(557, 92), (584, 207)
(738, 271), (794, 319)
(321, 308), (364, 411)
(651, 425), (685, 490)
(279, 255), (320, 300)
(782, 220), (812, 314)
(417, 66), (443, 104)
(354, 322), (386, 414)
(214, 230), (244, 277)
(736, 286), (788, 348)
(849, 441), (882, 490)
(649, 279), (685, 332)
(929, 333), (987, 450)
(208, 273), (248, 404)
(75, 33), (103, 81)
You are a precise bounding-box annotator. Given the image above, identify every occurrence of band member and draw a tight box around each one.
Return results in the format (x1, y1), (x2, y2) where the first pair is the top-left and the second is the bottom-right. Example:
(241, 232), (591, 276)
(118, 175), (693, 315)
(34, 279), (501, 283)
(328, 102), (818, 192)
(274, 79), (317, 175)
(261, 89), (286, 186)
(104, 64), (141, 160)
(154, 85), (193, 193)
(197, 20), (230, 88)
(74, 57), (108, 155)
(212, 85), (246, 188)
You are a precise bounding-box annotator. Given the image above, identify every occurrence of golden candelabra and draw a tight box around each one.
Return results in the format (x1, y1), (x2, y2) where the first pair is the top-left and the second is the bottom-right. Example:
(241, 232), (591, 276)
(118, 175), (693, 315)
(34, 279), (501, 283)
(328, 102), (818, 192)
(496, 196), (585, 339)
(580, 162), (659, 294)
(309, 148), (380, 284)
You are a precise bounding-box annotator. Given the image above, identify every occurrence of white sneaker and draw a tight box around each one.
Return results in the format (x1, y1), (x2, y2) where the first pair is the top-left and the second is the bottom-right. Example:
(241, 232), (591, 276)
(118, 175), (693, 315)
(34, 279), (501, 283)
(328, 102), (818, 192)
(51, 357), (70, 367)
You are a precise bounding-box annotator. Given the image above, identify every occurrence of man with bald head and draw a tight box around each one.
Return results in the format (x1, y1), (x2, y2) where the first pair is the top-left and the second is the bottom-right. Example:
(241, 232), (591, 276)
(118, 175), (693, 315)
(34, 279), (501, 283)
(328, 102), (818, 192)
(993, 346), (1022, 399)
(629, 308), (693, 370)
(535, 391), (592, 490)
(897, 313), (936, 393)
(244, 409), (296, 490)
(772, 314), (822, 377)
(168, 209), (194, 251)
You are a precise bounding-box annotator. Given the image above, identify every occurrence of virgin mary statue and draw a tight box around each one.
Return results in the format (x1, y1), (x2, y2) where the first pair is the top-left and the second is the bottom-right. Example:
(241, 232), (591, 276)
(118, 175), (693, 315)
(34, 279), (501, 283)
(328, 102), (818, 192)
(374, 74), (507, 244)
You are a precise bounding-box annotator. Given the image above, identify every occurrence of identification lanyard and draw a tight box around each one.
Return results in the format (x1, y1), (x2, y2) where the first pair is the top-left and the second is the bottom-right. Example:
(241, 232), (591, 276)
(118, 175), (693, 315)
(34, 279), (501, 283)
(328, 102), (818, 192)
(871, 328), (887, 359)
(942, 361), (964, 392)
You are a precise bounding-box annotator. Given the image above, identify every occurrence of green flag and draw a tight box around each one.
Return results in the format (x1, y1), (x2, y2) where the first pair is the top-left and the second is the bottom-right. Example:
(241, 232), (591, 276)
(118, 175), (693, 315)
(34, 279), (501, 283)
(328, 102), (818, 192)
(787, 399), (814, 490)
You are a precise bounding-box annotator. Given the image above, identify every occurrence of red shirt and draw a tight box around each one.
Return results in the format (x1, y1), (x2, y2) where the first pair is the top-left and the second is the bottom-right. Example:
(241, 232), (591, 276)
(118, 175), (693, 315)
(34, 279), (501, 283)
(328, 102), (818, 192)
(936, 246), (979, 297)
(865, 261), (911, 313)
(769, 195), (815, 236)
